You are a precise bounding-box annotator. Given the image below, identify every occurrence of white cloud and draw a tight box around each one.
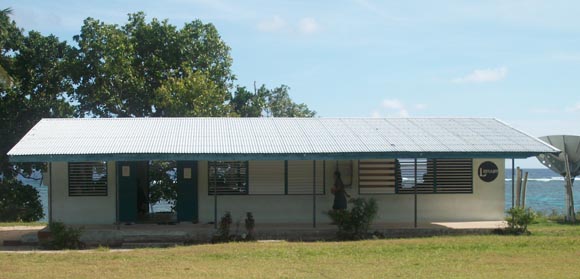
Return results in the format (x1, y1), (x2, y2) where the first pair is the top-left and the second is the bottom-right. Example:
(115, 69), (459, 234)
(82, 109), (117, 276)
(257, 16), (321, 35)
(552, 53), (580, 62)
(414, 103), (427, 110)
(382, 99), (404, 110)
(453, 67), (508, 83)
(381, 99), (409, 117)
(298, 17), (321, 34)
(566, 103), (580, 112)
(257, 15), (287, 32)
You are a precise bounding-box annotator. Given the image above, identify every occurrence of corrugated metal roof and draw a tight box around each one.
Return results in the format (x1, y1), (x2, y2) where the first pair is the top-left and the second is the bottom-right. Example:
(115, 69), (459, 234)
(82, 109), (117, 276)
(7, 117), (560, 162)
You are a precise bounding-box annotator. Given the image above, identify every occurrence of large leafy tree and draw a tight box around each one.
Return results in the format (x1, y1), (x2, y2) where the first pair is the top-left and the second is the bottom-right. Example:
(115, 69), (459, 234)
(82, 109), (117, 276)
(69, 12), (234, 117)
(0, 8), (17, 86)
(231, 84), (316, 117)
(0, 10), (73, 178)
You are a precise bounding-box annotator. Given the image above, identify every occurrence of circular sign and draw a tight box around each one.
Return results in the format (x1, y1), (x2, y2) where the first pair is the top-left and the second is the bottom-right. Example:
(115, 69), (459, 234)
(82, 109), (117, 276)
(478, 161), (499, 182)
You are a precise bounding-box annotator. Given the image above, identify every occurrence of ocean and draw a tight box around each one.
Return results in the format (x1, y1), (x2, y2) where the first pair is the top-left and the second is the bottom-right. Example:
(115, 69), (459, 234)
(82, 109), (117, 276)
(18, 168), (580, 222)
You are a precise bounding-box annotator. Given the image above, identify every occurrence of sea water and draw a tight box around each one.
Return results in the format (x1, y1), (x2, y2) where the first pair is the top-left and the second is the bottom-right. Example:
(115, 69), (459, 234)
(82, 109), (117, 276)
(19, 168), (580, 222)
(504, 168), (580, 214)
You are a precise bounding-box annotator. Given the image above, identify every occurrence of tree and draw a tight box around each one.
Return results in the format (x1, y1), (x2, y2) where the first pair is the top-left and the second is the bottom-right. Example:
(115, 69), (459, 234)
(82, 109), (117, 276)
(0, 10), (73, 178)
(69, 12), (235, 117)
(155, 70), (231, 117)
(230, 84), (269, 117)
(0, 179), (44, 222)
(266, 85), (315, 117)
(231, 84), (316, 117)
(0, 8), (17, 86)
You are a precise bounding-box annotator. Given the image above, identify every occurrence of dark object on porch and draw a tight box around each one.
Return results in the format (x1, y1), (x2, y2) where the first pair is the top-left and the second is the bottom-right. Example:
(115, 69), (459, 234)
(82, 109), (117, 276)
(327, 198), (378, 240)
(332, 171), (348, 210)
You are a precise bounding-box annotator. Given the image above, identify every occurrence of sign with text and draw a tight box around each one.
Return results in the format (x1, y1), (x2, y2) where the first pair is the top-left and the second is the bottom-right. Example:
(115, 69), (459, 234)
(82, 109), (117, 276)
(478, 161), (499, 182)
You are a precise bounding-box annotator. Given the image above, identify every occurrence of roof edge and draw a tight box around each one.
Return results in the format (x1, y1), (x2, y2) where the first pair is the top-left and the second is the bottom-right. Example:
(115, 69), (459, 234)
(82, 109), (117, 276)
(9, 151), (551, 163)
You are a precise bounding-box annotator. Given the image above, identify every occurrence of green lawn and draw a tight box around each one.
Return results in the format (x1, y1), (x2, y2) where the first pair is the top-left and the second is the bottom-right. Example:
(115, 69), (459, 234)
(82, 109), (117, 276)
(1, 223), (579, 279)
(0, 222), (47, 227)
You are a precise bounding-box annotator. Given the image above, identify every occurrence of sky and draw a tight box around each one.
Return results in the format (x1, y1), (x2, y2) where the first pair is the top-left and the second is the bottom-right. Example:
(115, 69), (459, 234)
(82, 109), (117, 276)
(5, 0), (580, 168)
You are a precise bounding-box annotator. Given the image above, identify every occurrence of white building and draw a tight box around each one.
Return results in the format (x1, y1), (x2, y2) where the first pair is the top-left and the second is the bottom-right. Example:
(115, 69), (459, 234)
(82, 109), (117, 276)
(7, 118), (558, 227)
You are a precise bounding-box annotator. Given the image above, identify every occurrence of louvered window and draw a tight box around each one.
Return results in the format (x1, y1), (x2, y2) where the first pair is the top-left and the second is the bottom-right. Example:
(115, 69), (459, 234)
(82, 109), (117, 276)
(287, 160), (324, 195)
(358, 159), (399, 194)
(430, 159), (473, 193)
(68, 162), (108, 196)
(208, 161), (248, 195)
(396, 159), (473, 194)
(249, 161), (284, 194)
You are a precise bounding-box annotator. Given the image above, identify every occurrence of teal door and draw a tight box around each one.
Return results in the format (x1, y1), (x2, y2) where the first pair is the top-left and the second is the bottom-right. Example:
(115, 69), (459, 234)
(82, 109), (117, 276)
(176, 161), (198, 223)
(118, 161), (138, 223)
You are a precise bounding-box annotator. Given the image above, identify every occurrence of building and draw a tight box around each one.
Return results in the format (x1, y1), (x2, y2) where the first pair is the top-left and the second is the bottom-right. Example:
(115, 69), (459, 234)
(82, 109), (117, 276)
(7, 117), (558, 227)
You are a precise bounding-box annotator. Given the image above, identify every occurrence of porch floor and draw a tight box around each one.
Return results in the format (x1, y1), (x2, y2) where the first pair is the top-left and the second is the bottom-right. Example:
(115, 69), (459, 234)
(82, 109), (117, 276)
(4, 221), (507, 248)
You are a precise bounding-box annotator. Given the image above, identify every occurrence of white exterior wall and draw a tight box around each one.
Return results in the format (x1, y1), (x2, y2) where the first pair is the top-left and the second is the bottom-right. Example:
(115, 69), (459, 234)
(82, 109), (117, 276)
(50, 161), (117, 224)
(47, 158), (504, 224)
(197, 158), (505, 224)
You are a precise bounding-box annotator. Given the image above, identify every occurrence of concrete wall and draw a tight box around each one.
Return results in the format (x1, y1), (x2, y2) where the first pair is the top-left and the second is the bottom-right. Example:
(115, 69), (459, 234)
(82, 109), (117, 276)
(197, 158), (505, 224)
(50, 162), (117, 224)
(48, 158), (504, 224)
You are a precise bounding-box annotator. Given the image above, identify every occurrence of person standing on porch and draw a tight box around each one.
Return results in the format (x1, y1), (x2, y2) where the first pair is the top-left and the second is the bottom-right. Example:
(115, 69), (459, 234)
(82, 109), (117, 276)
(332, 171), (348, 210)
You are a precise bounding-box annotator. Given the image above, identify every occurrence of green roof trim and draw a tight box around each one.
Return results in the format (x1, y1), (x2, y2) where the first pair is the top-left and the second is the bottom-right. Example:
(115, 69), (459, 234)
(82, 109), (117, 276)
(9, 151), (551, 163)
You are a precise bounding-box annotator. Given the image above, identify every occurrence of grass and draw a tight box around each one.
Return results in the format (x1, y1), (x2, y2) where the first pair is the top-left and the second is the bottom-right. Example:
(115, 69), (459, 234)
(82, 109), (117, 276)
(1, 222), (580, 278)
(0, 221), (47, 227)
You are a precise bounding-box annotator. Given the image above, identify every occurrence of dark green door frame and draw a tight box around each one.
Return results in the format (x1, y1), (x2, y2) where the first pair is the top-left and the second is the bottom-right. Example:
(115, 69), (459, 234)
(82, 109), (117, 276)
(176, 161), (198, 223)
(117, 161), (138, 223)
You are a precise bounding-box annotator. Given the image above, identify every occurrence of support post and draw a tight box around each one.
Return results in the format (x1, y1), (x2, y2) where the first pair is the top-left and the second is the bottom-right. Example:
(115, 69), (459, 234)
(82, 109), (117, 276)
(115, 162), (119, 230)
(522, 171), (529, 208)
(48, 162), (53, 224)
(313, 160), (317, 228)
(515, 167), (522, 207)
(564, 154), (576, 223)
(213, 162), (218, 229)
(511, 159), (515, 208)
(414, 158), (417, 228)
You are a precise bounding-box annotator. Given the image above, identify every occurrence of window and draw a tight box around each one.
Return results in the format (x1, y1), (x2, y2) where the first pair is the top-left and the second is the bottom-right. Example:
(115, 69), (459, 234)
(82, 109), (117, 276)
(430, 159), (473, 193)
(287, 160), (324, 195)
(358, 159), (399, 194)
(68, 162), (108, 196)
(396, 159), (473, 194)
(208, 161), (248, 195)
(249, 160), (284, 195)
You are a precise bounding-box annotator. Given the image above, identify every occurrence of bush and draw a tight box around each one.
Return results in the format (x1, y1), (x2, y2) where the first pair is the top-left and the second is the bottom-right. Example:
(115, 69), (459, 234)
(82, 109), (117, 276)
(212, 212), (233, 243)
(327, 198), (378, 240)
(244, 212), (256, 241)
(0, 179), (44, 222)
(505, 207), (536, 235)
(42, 221), (84, 250)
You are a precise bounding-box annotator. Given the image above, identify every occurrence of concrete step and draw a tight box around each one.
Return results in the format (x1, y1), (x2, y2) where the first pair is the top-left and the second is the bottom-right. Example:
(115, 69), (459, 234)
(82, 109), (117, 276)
(121, 242), (184, 249)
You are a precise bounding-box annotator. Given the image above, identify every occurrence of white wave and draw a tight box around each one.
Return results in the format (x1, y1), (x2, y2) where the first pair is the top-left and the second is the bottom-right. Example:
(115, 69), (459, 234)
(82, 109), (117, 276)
(505, 177), (566, 182)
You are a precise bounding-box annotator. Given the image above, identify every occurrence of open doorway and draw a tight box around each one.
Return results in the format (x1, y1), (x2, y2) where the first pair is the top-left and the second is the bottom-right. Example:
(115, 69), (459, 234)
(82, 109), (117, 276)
(118, 160), (196, 224)
(146, 161), (177, 224)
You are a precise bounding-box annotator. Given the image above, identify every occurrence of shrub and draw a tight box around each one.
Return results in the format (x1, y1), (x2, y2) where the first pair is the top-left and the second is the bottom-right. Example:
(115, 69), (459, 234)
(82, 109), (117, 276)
(505, 207), (536, 235)
(244, 212), (256, 241)
(42, 221), (84, 250)
(327, 198), (378, 240)
(0, 179), (44, 222)
(212, 212), (233, 243)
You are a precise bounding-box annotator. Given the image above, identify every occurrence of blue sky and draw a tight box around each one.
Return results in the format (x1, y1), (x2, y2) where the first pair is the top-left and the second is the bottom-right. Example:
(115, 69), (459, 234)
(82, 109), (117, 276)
(5, 0), (580, 168)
